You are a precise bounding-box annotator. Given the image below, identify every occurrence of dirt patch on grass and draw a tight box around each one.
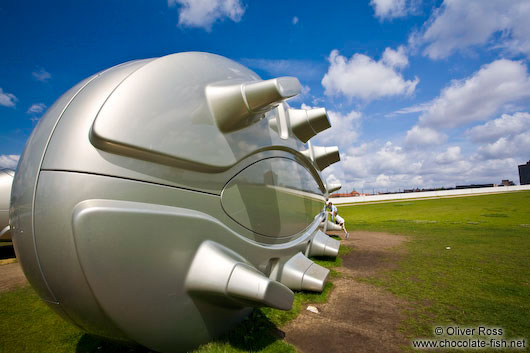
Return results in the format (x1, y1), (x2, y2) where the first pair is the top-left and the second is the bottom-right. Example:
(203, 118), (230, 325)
(283, 231), (409, 353)
(0, 262), (27, 293)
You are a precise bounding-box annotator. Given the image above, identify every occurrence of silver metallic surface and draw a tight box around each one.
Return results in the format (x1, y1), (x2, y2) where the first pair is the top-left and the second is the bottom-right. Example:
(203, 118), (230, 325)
(0, 169), (14, 241)
(326, 182), (342, 194)
(10, 52), (342, 352)
(307, 230), (340, 257)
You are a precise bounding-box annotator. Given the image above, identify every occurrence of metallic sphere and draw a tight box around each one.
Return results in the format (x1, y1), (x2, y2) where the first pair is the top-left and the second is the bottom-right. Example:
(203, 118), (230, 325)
(10, 52), (341, 352)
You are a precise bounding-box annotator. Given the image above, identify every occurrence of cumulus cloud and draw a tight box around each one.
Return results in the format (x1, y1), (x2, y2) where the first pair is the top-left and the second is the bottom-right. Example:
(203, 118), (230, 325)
(0, 155), (19, 169)
(404, 125), (447, 147)
(468, 112), (530, 143)
(0, 88), (17, 107)
(307, 106), (362, 148)
(476, 135), (530, 160)
(466, 112), (530, 161)
(27, 103), (46, 114)
(325, 173), (341, 187)
(370, 0), (418, 20)
(32, 68), (51, 82)
(325, 141), (425, 191)
(416, 0), (530, 59)
(435, 146), (461, 164)
(418, 59), (530, 129)
(322, 49), (419, 101)
(323, 138), (520, 193)
(169, 0), (245, 31)
(382, 46), (409, 68)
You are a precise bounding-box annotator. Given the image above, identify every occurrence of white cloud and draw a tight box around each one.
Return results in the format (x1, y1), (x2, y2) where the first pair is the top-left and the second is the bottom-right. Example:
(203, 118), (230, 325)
(417, 0), (530, 59)
(0, 155), (19, 169)
(382, 46), (409, 68)
(477, 132), (530, 161)
(321, 49), (419, 101)
(310, 107), (362, 148)
(468, 112), (530, 143)
(370, 0), (409, 20)
(418, 59), (530, 128)
(32, 68), (51, 82)
(169, 0), (245, 31)
(292, 16), (299, 25)
(404, 125), (447, 147)
(435, 146), (461, 164)
(325, 173), (341, 187)
(27, 103), (46, 114)
(385, 102), (430, 117)
(323, 138), (521, 193)
(0, 88), (17, 107)
(467, 112), (530, 161)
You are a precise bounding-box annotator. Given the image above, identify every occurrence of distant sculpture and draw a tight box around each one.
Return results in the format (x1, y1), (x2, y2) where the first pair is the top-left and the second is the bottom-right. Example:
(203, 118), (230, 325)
(10, 52), (342, 352)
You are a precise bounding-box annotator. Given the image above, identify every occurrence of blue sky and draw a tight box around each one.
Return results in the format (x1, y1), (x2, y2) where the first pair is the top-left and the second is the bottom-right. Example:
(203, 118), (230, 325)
(1, 0), (530, 192)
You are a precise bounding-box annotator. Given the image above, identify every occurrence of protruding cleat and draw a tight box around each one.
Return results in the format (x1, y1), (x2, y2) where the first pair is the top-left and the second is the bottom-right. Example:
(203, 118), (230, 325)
(276, 252), (329, 292)
(186, 241), (294, 310)
(207, 77), (301, 133)
(245, 77), (301, 112)
(227, 263), (294, 310)
(302, 145), (340, 171)
(324, 220), (342, 231)
(326, 182), (342, 194)
(307, 230), (340, 258)
(288, 107), (331, 142)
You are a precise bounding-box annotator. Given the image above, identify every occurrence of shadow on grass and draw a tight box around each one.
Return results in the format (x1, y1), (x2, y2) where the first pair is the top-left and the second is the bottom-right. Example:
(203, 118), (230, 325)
(216, 309), (286, 351)
(75, 309), (283, 353)
(76, 334), (153, 353)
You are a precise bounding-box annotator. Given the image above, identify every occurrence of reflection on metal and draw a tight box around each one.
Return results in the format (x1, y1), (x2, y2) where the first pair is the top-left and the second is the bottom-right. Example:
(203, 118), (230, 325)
(288, 107), (331, 143)
(275, 252), (329, 292)
(326, 182), (342, 194)
(302, 144), (340, 171)
(307, 230), (340, 257)
(0, 169), (14, 241)
(207, 77), (301, 133)
(322, 220), (343, 232)
(10, 52), (342, 353)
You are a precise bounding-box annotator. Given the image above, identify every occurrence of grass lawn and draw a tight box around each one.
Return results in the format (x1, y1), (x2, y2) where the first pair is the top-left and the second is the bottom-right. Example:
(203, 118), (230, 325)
(339, 191), (530, 346)
(2, 191), (529, 352)
(0, 241), (350, 353)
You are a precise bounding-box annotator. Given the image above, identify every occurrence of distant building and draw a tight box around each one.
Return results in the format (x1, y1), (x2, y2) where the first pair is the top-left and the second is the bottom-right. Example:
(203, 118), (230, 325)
(519, 161), (530, 185)
(331, 190), (360, 198)
(456, 184), (494, 189)
(501, 180), (515, 186)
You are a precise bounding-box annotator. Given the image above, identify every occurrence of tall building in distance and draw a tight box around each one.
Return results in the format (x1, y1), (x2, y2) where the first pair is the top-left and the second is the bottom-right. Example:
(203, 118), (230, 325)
(519, 161), (530, 185)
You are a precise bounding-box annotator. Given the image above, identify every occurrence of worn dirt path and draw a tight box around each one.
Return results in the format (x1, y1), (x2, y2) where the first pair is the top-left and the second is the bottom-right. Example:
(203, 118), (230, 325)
(0, 261), (27, 293)
(284, 231), (409, 353)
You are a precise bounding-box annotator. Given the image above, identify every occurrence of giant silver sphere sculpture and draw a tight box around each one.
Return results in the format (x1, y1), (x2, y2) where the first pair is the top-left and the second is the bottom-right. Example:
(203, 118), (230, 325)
(10, 52), (342, 352)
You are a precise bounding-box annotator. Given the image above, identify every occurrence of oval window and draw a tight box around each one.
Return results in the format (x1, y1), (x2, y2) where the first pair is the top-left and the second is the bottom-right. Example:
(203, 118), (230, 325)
(221, 158), (325, 238)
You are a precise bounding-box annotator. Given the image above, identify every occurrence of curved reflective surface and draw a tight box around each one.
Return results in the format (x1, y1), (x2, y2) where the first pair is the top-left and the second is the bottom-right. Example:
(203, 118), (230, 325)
(221, 158), (324, 238)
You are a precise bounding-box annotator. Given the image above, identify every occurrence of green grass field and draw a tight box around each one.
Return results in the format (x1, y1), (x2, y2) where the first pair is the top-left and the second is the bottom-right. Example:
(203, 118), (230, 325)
(1, 191), (529, 352)
(0, 240), (349, 353)
(339, 191), (530, 347)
